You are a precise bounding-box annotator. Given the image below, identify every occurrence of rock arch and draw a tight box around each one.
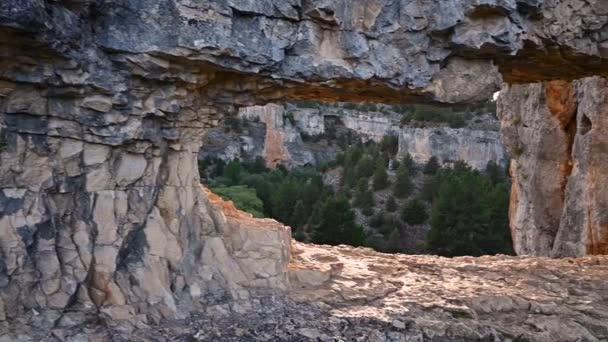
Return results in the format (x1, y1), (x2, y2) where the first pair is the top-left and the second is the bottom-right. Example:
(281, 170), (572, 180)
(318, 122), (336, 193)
(1, 0), (608, 323)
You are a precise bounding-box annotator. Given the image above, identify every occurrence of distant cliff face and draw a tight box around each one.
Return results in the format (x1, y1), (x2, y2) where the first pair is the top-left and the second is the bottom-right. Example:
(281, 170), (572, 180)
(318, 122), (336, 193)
(398, 128), (507, 170)
(201, 103), (507, 171)
(200, 104), (341, 168)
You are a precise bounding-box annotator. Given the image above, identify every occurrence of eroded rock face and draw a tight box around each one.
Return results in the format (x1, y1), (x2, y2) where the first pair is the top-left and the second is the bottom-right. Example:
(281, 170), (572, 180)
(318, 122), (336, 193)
(398, 127), (507, 170)
(7, 242), (608, 341)
(499, 77), (608, 257)
(201, 103), (506, 170)
(2, 0), (608, 329)
(288, 242), (608, 341)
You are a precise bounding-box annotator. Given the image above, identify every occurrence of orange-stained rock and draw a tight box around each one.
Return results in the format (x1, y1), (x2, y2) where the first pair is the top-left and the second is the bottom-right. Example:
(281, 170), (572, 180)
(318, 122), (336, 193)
(500, 77), (608, 257)
(498, 82), (573, 256)
(239, 104), (291, 168)
(264, 129), (287, 169)
(544, 80), (577, 128)
(508, 161), (520, 248)
(554, 77), (608, 256)
(203, 186), (292, 288)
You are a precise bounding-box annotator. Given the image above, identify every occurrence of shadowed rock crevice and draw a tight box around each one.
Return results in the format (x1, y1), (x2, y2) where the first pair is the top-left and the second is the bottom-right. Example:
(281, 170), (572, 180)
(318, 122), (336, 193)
(580, 114), (593, 136)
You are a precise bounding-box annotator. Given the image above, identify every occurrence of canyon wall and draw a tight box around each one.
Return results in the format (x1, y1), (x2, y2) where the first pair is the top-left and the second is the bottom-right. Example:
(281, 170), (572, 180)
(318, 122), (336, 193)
(398, 127), (506, 170)
(201, 103), (507, 171)
(2, 0), (608, 328)
(499, 77), (608, 257)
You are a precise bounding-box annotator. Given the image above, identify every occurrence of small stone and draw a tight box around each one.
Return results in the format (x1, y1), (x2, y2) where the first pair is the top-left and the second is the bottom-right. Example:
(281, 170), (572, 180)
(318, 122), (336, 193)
(115, 153), (147, 186)
(298, 327), (324, 339)
(83, 143), (111, 166)
(82, 95), (113, 112)
(392, 319), (406, 329)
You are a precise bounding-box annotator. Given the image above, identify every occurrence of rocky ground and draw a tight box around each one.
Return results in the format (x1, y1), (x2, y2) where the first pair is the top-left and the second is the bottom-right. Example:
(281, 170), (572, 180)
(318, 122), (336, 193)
(4, 241), (608, 341)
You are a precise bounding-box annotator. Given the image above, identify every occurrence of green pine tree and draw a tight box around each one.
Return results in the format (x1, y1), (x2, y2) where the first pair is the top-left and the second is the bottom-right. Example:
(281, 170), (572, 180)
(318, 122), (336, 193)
(356, 155), (375, 178)
(402, 153), (416, 173)
(290, 200), (308, 231)
(423, 156), (440, 175)
(372, 157), (389, 190)
(393, 166), (413, 198)
(401, 199), (428, 225)
(312, 196), (367, 247)
(427, 170), (514, 257)
(270, 178), (300, 225)
(223, 160), (243, 185)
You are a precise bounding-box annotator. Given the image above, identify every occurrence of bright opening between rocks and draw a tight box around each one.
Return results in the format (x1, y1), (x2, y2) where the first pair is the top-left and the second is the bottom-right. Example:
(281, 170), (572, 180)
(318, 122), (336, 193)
(200, 100), (514, 257)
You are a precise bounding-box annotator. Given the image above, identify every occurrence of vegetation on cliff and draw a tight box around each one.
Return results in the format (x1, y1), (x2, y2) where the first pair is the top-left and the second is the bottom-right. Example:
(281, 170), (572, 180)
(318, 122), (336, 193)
(425, 162), (513, 256)
(200, 157), (367, 246)
(201, 133), (512, 257)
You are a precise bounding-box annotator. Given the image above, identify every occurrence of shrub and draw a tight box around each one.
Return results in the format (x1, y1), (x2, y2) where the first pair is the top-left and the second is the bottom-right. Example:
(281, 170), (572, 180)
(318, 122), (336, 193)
(224, 116), (243, 133)
(372, 157), (389, 190)
(312, 196), (367, 247)
(354, 182), (374, 212)
(243, 157), (268, 174)
(211, 185), (264, 218)
(356, 155), (375, 178)
(361, 206), (374, 217)
(393, 166), (413, 198)
(380, 135), (399, 156)
(284, 111), (296, 126)
(342, 102), (358, 110)
(369, 213), (385, 228)
(401, 199), (428, 225)
(294, 100), (320, 109)
(223, 160), (243, 185)
(0, 130), (6, 153)
(291, 200), (308, 231)
(448, 114), (467, 128)
(391, 159), (401, 171)
(385, 228), (404, 253)
(512, 145), (525, 157)
(419, 176), (439, 203)
(423, 156), (440, 175)
(270, 178), (300, 225)
(485, 160), (505, 185)
(401, 153), (416, 173)
(386, 196), (397, 212)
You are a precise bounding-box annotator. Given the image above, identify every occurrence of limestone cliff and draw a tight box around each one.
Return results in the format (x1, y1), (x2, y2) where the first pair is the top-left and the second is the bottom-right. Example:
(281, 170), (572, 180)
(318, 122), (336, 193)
(500, 77), (608, 257)
(2, 0), (608, 332)
(201, 103), (507, 171)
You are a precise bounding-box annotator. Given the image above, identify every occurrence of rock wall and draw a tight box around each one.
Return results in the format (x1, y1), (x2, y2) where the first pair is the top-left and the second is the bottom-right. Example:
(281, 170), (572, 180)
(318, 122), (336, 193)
(2, 0), (608, 327)
(200, 104), (340, 168)
(499, 77), (608, 257)
(398, 127), (507, 170)
(202, 103), (507, 170)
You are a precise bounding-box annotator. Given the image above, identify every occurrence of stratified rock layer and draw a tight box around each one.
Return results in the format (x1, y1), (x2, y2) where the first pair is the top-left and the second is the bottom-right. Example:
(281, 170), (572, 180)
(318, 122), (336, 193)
(202, 103), (506, 170)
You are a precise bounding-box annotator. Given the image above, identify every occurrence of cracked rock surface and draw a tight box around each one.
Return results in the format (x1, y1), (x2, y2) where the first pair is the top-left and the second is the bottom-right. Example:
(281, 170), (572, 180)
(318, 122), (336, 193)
(4, 242), (608, 341)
